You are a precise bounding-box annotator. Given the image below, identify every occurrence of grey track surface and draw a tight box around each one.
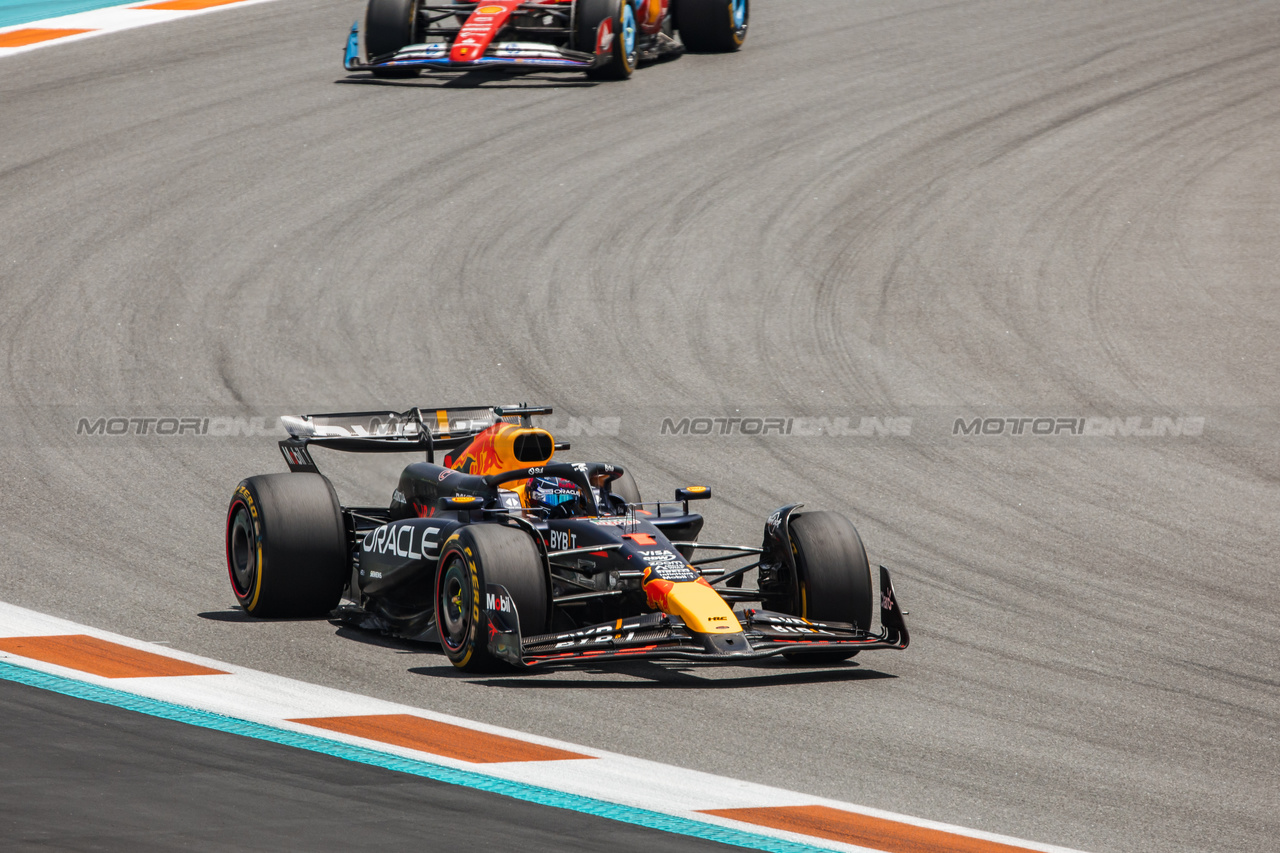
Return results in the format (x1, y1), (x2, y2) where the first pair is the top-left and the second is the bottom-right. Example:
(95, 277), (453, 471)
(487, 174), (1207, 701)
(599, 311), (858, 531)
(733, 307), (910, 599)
(1, 2), (1277, 852)
(0, 678), (752, 852)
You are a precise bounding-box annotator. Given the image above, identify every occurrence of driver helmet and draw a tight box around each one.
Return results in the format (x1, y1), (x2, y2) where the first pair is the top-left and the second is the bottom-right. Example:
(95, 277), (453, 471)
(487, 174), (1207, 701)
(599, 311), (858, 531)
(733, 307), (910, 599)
(529, 477), (582, 518)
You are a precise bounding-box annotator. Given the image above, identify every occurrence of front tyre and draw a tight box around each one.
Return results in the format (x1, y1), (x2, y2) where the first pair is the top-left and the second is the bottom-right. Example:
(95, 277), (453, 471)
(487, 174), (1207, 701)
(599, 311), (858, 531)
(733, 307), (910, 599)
(577, 0), (639, 80)
(365, 0), (420, 77)
(782, 511), (873, 663)
(435, 525), (550, 671)
(225, 473), (348, 618)
(676, 0), (747, 52)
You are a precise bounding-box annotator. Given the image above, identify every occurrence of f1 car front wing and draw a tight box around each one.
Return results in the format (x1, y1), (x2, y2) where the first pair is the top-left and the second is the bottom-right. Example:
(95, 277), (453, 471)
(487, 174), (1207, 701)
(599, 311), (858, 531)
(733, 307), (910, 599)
(485, 567), (910, 668)
(344, 23), (598, 73)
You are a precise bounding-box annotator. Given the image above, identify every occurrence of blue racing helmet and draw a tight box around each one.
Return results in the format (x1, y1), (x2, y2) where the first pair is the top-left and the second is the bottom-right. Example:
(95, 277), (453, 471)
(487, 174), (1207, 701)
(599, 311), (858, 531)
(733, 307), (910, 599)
(529, 477), (582, 518)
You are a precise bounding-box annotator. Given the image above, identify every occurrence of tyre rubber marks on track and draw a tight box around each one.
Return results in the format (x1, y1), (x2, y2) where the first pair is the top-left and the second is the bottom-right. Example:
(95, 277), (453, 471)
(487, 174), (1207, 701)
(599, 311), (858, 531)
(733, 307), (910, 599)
(0, 604), (1086, 853)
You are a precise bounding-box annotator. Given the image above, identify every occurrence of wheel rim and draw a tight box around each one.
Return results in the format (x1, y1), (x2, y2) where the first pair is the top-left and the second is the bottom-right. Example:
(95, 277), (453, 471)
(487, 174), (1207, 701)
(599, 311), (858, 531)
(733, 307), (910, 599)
(621, 3), (636, 61)
(227, 503), (257, 598)
(438, 557), (472, 651)
(731, 0), (746, 30)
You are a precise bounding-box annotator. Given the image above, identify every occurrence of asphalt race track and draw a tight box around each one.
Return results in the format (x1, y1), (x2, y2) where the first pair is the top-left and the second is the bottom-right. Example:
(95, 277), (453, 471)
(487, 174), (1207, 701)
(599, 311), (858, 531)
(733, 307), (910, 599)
(2, 2), (1278, 851)
(0, 678), (751, 852)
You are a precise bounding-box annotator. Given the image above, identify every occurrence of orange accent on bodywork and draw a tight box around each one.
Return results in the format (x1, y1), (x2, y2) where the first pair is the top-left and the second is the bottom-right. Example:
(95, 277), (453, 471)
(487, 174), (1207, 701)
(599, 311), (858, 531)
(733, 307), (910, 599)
(698, 805), (1044, 853)
(450, 422), (554, 477)
(508, 479), (534, 507)
(637, 0), (666, 33)
(0, 635), (227, 678)
(622, 532), (657, 545)
(643, 577), (741, 633)
(291, 714), (593, 763)
(0, 28), (92, 46)
(450, 424), (506, 473)
(644, 577), (674, 610)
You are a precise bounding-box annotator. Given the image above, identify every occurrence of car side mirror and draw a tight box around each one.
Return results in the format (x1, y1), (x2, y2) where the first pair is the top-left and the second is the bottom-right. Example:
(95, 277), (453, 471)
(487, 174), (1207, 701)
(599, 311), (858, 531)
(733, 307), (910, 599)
(675, 486), (711, 502)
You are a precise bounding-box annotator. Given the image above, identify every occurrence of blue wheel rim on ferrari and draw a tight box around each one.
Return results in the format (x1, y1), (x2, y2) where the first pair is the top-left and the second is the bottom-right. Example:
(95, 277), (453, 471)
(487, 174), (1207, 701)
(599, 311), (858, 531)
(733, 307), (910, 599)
(621, 3), (636, 59)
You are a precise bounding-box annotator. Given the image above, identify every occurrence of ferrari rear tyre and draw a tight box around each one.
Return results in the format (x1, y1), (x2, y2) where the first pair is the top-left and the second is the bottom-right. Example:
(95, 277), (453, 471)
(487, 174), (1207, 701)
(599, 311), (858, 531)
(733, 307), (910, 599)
(435, 525), (549, 671)
(225, 473), (348, 618)
(366, 0), (420, 77)
(782, 511), (873, 663)
(676, 0), (747, 52)
(577, 0), (638, 80)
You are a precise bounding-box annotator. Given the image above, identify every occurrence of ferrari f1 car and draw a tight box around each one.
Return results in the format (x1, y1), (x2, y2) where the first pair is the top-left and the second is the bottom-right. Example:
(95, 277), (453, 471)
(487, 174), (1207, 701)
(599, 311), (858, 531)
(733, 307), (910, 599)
(225, 405), (908, 670)
(342, 0), (747, 80)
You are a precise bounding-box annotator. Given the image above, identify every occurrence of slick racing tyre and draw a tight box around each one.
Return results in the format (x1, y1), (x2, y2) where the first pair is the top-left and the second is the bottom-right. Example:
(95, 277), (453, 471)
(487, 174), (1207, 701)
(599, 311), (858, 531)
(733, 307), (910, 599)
(226, 473), (348, 618)
(436, 525), (550, 671)
(676, 0), (747, 52)
(782, 511), (873, 663)
(576, 0), (639, 80)
(365, 0), (420, 77)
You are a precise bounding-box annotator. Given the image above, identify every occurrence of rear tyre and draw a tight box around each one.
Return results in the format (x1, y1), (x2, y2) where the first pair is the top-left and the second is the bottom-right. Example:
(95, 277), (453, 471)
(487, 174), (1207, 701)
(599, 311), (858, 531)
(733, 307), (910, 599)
(676, 0), (747, 52)
(781, 511), (872, 663)
(225, 474), (348, 618)
(435, 525), (550, 671)
(366, 0), (420, 78)
(576, 0), (638, 80)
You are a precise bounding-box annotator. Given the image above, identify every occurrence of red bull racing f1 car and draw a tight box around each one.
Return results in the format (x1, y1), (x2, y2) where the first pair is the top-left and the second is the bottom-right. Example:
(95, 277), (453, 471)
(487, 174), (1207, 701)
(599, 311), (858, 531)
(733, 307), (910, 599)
(343, 0), (747, 80)
(225, 405), (908, 670)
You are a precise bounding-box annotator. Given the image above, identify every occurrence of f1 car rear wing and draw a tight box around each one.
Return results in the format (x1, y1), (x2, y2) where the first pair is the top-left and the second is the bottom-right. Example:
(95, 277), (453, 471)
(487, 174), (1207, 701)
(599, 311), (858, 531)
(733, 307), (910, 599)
(278, 405), (553, 472)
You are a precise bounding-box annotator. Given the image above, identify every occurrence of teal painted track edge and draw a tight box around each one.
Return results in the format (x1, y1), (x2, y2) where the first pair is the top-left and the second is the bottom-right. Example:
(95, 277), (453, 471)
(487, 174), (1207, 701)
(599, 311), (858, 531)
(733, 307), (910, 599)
(0, 660), (840, 853)
(1, 0), (132, 29)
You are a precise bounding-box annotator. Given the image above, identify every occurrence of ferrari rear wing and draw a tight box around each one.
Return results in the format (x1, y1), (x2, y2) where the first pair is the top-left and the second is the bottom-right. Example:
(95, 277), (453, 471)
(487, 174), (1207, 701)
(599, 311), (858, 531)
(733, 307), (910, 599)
(278, 404), (552, 472)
